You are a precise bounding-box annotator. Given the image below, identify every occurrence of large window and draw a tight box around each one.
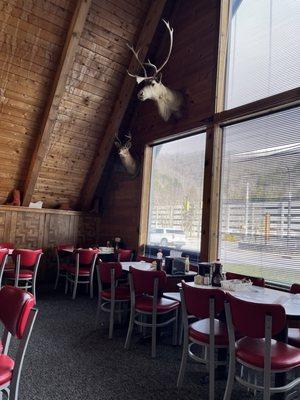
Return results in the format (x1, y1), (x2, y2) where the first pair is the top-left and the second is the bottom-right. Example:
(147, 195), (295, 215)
(147, 133), (206, 252)
(219, 108), (300, 285)
(226, 0), (300, 109)
(218, 0), (300, 285)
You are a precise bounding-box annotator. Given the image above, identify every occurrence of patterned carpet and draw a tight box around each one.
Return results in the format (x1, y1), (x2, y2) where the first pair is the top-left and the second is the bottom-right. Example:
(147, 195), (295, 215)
(13, 286), (257, 400)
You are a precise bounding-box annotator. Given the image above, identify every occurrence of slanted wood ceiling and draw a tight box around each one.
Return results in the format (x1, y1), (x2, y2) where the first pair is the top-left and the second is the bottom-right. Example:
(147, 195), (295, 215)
(0, 0), (151, 208)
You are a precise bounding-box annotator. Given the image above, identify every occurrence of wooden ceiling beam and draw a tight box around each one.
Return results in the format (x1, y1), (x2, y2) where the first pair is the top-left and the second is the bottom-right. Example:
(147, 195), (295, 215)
(22, 0), (92, 206)
(81, 0), (167, 210)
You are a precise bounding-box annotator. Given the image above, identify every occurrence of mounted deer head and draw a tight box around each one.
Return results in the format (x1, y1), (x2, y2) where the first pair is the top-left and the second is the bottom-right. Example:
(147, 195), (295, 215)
(127, 20), (184, 122)
(114, 133), (138, 177)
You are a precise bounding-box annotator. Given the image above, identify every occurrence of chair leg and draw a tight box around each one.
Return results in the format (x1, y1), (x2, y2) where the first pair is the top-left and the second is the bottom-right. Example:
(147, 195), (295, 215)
(108, 300), (115, 339)
(72, 275), (78, 300)
(151, 312), (157, 358)
(209, 344), (215, 400)
(172, 309), (178, 345)
(223, 352), (235, 400)
(177, 332), (189, 388)
(89, 276), (93, 299)
(54, 267), (59, 290)
(125, 307), (135, 350)
(65, 274), (68, 294)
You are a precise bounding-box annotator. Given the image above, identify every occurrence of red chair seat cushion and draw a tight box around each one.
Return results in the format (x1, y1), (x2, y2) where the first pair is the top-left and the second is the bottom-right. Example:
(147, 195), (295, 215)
(4, 269), (33, 279)
(135, 295), (179, 313)
(0, 355), (14, 386)
(101, 286), (131, 301)
(189, 319), (229, 346)
(236, 337), (300, 370)
(64, 265), (91, 276)
(288, 328), (300, 348)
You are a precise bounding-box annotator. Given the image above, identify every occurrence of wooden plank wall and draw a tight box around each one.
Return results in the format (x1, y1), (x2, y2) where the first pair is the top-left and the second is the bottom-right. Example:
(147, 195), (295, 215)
(0, 206), (101, 248)
(97, 0), (221, 250)
(0, 0), (151, 208)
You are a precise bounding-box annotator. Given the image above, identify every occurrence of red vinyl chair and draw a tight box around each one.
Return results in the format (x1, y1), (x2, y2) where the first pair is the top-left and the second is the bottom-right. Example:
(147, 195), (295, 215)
(177, 282), (228, 400)
(54, 244), (74, 289)
(0, 243), (14, 250)
(125, 267), (179, 358)
(4, 249), (43, 300)
(288, 283), (300, 348)
(223, 293), (300, 400)
(65, 248), (99, 299)
(95, 262), (130, 339)
(225, 272), (265, 287)
(0, 249), (9, 288)
(136, 255), (157, 263)
(0, 286), (38, 400)
(117, 249), (133, 262)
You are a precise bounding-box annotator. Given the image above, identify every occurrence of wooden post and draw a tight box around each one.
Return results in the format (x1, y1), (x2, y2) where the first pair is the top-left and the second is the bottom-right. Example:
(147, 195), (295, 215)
(22, 0), (92, 206)
(81, 0), (167, 210)
(138, 145), (153, 251)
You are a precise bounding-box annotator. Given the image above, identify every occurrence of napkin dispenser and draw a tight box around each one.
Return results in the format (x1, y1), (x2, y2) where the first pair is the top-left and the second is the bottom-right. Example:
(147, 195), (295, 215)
(198, 262), (213, 279)
(164, 256), (186, 275)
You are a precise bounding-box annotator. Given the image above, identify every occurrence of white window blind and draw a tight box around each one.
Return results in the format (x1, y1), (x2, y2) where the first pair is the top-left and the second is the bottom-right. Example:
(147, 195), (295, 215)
(219, 107), (300, 285)
(226, 0), (300, 109)
(147, 133), (206, 252)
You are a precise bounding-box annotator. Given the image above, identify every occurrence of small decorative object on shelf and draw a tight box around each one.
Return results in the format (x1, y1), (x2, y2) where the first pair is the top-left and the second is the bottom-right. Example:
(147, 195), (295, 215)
(212, 258), (223, 287)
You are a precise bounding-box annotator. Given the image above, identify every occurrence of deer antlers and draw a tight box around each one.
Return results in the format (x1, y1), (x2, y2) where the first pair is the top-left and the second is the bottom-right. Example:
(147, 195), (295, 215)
(127, 19), (174, 84)
(114, 133), (132, 150)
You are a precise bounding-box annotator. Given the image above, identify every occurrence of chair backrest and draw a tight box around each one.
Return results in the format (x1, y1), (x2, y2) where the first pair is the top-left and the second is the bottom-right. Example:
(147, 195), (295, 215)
(0, 286), (35, 339)
(74, 249), (99, 265)
(136, 255), (157, 263)
(0, 248), (9, 265)
(13, 249), (43, 269)
(98, 262), (123, 284)
(130, 267), (167, 295)
(290, 283), (300, 294)
(225, 272), (265, 287)
(226, 292), (286, 338)
(117, 249), (133, 262)
(182, 281), (226, 319)
(0, 242), (14, 249)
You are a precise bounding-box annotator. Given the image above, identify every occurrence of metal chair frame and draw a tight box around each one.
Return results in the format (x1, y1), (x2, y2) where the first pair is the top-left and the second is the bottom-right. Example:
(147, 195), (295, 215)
(0, 307), (38, 400)
(95, 266), (130, 339)
(54, 246), (73, 290)
(0, 251), (9, 288)
(125, 272), (178, 358)
(65, 252), (98, 300)
(223, 301), (300, 400)
(5, 253), (42, 300)
(177, 287), (228, 400)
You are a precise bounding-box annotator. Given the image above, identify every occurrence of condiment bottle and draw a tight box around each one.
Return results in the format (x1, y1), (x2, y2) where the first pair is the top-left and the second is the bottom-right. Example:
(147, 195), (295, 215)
(212, 259), (223, 287)
(203, 273), (210, 286)
(185, 256), (190, 272)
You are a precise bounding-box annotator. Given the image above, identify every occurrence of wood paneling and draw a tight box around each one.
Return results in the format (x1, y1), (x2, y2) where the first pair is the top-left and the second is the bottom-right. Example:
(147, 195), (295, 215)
(0, 206), (100, 249)
(97, 0), (221, 251)
(0, 0), (151, 208)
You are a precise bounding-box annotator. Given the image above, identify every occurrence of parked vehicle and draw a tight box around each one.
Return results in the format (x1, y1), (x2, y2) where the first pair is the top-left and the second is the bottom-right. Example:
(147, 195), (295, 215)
(149, 227), (186, 248)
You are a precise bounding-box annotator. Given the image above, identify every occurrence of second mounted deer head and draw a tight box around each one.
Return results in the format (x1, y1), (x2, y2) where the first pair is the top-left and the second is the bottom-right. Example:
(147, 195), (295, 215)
(114, 133), (139, 177)
(127, 20), (184, 122)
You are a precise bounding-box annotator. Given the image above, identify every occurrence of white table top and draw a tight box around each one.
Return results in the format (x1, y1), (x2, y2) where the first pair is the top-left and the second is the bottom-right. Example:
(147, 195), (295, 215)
(181, 282), (300, 319)
(61, 247), (114, 255)
(120, 261), (152, 272)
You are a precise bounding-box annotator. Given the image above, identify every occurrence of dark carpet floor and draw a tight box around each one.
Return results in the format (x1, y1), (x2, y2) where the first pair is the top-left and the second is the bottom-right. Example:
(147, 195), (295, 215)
(13, 286), (258, 400)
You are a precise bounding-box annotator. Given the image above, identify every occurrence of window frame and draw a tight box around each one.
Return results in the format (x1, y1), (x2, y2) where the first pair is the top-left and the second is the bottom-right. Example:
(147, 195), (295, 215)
(138, 128), (207, 255)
